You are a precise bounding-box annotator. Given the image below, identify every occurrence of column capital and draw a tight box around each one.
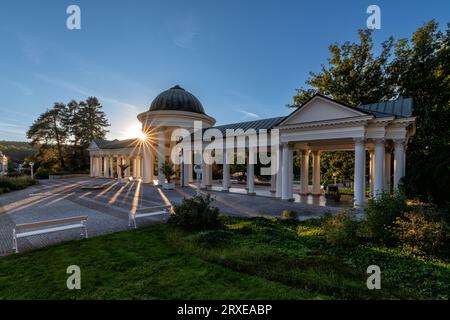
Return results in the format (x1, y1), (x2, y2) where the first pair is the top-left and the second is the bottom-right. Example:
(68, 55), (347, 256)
(353, 137), (366, 143)
(301, 149), (310, 156)
(373, 138), (386, 144)
(393, 139), (405, 146)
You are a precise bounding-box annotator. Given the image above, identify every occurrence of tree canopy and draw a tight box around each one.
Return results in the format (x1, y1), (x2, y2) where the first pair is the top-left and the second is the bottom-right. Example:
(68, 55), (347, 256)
(27, 97), (110, 172)
(291, 21), (449, 205)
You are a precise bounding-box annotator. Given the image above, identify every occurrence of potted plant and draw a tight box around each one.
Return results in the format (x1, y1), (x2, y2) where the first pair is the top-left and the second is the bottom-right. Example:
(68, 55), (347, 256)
(118, 163), (130, 183)
(161, 161), (175, 190)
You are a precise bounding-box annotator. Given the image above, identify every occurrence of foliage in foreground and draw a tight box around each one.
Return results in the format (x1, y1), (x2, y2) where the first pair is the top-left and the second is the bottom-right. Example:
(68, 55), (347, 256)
(0, 215), (448, 299)
(322, 193), (449, 260)
(169, 194), (223, 231)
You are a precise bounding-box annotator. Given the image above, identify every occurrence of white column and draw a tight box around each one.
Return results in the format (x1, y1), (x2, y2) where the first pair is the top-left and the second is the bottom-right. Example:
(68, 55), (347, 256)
(287, 148), (294, 200)
(125, 157), (131, 178)
(394, 140), (405, 190)
(369, 150), (375, 196)
(247, 148), (256, 195)
(300, 150), (310, 194)
(158, 129), (165, 185)
(374, 139), (385, 197)
(354, 138), (366, 208)
(90, 156), (94, 177)
(206, 163), (212, 187)
(275, 148), (282, 198)
(200, 156), (207, 189)
(384, 149), (391, 193)
(188, 162), (193, 183)
(143, 147), (153, 183)
(132, 158), (137, 177)
(136, 156), (142, 178)
(281, 143), (289, 200)
(109, 157), (114, 178)
(312, 150), (321, 195)
(95, 157), (100, 177)
(270, 174), (276, 193)
(117, 157), (122, 179)
(104, 156), (110, 178)
(222, 150), (230, 191)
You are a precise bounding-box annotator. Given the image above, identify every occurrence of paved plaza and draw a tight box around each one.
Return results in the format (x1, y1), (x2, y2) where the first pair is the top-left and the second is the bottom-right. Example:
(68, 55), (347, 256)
(0, 177), (345, 256)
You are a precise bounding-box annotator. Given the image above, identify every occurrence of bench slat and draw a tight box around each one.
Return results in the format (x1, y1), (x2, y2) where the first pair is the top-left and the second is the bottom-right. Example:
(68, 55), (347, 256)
(15, 216), (88, 232)
(16, 223), (85, 238)
(136, 205), (171, 214)
(134, 210), (166, 218)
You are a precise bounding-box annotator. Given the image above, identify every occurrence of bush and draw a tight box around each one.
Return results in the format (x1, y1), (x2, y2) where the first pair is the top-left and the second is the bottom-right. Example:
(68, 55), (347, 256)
(34, 167), (54, 179)
(169, 194), (223, 231)
(362, 192), (408, 245)
(196, 230), (233, 248)
(323, 210), (361, 247)
(281, 210), (298, 220)
(393, 206), (448, 257)
(0, 176), (37, 192)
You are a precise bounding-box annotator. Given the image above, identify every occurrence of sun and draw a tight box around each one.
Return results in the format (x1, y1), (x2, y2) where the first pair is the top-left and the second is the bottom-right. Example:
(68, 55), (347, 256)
(123, 123), (147, 141)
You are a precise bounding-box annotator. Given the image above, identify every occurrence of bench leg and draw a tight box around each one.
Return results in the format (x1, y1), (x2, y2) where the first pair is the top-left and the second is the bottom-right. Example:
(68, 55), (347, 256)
(12, 237), (18, 254)
(84, 226), (89, 239)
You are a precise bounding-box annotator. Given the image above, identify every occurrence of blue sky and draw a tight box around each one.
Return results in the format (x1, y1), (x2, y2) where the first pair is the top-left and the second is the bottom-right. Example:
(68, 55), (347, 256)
(0, 0), (448, 141)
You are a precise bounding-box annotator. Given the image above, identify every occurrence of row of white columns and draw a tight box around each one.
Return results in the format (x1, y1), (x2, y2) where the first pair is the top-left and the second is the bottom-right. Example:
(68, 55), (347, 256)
(206, 138), (406, 208)
(90, 155), (143, 179)
(355, 138), (405, 207)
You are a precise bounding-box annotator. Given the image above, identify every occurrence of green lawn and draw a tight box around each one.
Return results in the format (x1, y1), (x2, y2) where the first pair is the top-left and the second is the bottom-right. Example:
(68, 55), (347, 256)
(0, 216), (448, 299)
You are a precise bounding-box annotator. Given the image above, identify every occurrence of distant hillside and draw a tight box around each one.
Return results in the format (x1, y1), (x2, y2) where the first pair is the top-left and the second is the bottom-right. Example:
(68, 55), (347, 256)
(0, 141), (37, 162)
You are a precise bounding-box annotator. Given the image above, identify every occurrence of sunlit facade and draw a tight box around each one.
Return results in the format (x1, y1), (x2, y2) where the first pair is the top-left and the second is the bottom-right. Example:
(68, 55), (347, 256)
(88, 85), (416, 208)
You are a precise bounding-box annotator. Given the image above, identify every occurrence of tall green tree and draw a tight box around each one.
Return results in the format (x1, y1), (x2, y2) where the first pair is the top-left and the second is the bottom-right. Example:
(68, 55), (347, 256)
(389, 21), (450, 204)
(290, 21), (450, 205)
(78, 97), (110, 147)
(291, 29), (395, 107)
(27, 97), (110, 172)
(27, 103), (68, 169)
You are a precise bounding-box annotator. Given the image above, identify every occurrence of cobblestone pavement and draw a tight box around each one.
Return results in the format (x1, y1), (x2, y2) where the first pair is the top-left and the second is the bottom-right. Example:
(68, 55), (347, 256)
(0, 177), (343, 256)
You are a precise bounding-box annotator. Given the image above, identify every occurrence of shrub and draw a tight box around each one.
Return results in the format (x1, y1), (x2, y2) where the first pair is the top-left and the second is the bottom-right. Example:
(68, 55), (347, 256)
(196, 230), (233, 248)
(323, 209), (361, 247)
(362, 192), (408, 245)
(393, 206), (448, 257)
(169, 194), (223, 231)
(281, 210), (298, 220)
(0, 176), (37, 192)
(34, 167), (54, 179)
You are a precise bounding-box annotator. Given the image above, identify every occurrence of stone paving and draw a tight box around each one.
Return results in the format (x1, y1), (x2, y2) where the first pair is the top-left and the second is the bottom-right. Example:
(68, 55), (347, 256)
(0, 177), (345, 256)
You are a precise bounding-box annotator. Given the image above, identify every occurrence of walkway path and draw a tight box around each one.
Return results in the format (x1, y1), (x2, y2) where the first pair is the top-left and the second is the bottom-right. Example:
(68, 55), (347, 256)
(0, 177), (343, 256)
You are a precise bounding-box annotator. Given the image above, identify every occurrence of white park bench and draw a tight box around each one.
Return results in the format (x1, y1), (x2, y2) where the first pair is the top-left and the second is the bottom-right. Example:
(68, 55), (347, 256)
(12, 216), (88, 253)
(128, 205), (171, 229)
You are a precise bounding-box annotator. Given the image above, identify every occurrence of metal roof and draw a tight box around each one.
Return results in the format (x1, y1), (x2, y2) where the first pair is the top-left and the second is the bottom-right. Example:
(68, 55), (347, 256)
(207, 116), (288, 135)
(356, 97), (413, 118)
(93, 138), (139, 149)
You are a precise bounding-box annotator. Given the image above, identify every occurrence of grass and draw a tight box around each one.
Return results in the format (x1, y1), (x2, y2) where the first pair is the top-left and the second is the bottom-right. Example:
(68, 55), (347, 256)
(0, 216), (448, 299)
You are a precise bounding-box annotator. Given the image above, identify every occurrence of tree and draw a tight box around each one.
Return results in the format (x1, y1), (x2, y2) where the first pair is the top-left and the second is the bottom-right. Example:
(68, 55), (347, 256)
(389, 21), (450, 205)
(290, 29), (395, 107)
(78, 97), (109, 147)
(27, 97), (110, 173)
(27, 103), (68, 169)
(290, 21), (450, 206)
